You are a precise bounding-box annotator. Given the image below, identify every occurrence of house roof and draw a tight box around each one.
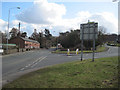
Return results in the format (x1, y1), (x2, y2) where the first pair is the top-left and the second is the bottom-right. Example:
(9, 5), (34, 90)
(20, 37), (39, 43)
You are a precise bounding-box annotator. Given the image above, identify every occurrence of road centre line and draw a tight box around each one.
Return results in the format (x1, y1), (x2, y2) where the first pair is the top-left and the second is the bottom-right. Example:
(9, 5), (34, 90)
(28, 64), (31, 67)
(32, 57), (43, 64)
(20, 56), (47, 70)
(38, 56), (47, 62)
(25, 66), (28, 67)
(31, 56), (47, 68)
(29, 56), (44, 66)
(20, 68), (25, 71)
(108, 48), (111, 52)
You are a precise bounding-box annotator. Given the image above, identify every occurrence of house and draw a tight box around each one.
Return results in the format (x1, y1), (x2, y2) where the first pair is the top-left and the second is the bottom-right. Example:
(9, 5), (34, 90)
(9, 37), (40, 50)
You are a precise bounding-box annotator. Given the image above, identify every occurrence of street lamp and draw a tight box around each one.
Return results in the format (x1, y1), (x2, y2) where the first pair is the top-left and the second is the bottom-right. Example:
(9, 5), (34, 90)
(7, 7), (20, 53)
(53, 31), (59, 50)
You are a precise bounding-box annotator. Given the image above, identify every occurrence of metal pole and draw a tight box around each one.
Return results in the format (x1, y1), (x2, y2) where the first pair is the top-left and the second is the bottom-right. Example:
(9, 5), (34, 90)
(7, 9), (10, 53)
(56, 37), (58, 50)
(81, 25), (84, 61)
(92, 23), (96, 62)
(19, 22), (20, 31)
(6, 7), (20, 53)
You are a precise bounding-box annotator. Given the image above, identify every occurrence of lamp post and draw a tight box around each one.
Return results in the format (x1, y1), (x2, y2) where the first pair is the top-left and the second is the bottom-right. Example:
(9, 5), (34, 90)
(53, 31), (58, 49)
(7, 7), (20, 53)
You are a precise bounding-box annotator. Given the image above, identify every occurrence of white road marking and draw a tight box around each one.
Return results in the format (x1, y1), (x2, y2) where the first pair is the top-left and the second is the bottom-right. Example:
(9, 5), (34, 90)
(28, 64), (31, 67)
(108, 48), (110, 52)
(25, 66), (28, 67)
(20, 68), (25, 71)
(31, 56), (47, 68)
(38, 56), (47, 62)
(20, 56), (47, 70)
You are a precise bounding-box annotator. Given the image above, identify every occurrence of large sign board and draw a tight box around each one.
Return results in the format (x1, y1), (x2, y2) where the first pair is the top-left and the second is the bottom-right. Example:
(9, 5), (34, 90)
(80, 22), (98, 40)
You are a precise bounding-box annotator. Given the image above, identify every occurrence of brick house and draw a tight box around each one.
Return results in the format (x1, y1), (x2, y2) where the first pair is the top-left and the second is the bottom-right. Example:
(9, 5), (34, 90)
(9, 37), (40, 50)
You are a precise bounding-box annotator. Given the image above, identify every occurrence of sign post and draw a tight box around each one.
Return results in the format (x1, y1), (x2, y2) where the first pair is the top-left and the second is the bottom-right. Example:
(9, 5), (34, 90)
(80, 25), (84, 61)
(92, 23), (95, 62)
(80, 21), (98, 62)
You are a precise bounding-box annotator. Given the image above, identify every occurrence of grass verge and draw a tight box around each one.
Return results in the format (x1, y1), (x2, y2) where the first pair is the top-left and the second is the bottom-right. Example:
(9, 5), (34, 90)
(3, 56), (118, 88)
(107, 43), (120, 47)
(52, 46), (108, 54)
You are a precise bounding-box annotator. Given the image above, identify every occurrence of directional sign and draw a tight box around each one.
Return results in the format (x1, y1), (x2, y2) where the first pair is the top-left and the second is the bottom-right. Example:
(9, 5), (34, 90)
(80, 22), (98, 40)
(80, 21), (98, 62)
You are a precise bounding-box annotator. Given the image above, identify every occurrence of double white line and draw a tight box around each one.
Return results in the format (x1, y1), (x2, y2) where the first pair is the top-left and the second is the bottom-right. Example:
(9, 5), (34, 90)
(31, 56), (47, 68)
(20, 56), (47, 71)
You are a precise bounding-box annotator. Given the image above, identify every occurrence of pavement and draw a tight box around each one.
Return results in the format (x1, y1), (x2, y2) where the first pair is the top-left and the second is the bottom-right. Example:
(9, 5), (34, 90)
(2, 45), (118, 86)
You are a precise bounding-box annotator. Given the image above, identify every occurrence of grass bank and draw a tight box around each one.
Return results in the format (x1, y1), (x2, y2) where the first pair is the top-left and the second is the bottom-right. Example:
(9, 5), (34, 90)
(107, 43), (120, 47)
(3, 56), (118, 88)
(52, 46), (108, 54)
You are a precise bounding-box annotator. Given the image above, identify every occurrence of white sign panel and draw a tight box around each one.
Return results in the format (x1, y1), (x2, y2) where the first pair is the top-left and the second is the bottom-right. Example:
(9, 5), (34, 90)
(80, 22), (98, 40)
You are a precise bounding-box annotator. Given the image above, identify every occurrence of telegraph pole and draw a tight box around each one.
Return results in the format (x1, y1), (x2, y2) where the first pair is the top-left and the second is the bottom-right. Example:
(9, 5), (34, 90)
(18, 22), (20, 31)
(7, 7), (20, 53)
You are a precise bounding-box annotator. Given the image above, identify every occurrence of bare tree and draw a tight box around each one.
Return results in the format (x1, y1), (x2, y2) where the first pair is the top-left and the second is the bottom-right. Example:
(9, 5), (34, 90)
(9, 28), (19, 38)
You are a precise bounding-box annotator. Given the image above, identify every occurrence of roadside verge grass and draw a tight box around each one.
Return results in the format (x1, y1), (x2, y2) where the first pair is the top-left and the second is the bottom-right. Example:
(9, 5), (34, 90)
(52, 46), (108, 54)
(3, 56), (118, 88)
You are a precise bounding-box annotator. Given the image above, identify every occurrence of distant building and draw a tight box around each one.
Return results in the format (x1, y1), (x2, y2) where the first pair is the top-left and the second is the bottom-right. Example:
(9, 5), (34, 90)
(9, 37), (40, 50)
(57, 43), (62, 49)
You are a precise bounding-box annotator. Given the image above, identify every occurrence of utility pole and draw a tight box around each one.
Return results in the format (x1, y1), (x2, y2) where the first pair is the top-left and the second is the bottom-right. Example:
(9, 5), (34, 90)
(18, 22), (20, 31)
(7, 9), (10, 53)
(7, 7), (20, 53)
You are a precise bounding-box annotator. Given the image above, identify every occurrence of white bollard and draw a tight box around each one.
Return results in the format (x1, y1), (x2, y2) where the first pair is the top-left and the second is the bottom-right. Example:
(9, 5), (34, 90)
(67, 49), (70, 55)
(76, 48), (79, 55)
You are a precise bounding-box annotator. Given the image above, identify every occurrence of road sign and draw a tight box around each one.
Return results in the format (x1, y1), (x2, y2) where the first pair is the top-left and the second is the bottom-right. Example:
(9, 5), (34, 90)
(80, 21), (98, 61)
(80, 23), (98, 40)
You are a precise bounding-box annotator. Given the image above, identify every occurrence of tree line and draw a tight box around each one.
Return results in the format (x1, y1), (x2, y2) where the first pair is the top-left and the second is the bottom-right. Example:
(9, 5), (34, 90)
(0, 26), (119, 50)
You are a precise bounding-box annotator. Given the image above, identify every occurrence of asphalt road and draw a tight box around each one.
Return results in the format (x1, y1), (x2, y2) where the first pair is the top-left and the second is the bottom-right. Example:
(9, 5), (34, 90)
(2, 45), (118, 85)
